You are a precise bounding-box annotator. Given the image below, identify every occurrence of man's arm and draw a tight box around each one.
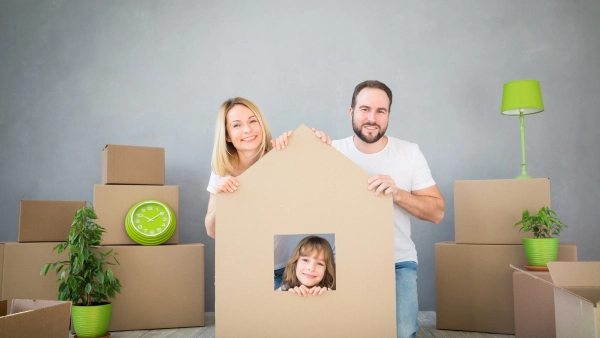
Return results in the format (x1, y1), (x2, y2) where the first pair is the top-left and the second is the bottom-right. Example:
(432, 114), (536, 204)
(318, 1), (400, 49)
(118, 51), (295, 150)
(367, 175), (445, 224)
(395, 185), (445, 224)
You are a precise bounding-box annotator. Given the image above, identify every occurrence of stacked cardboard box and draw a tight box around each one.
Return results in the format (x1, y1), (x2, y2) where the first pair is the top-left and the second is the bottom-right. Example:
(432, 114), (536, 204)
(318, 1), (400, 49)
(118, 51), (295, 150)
(1, 144), (205, 332)
(436, 179), (578, 336)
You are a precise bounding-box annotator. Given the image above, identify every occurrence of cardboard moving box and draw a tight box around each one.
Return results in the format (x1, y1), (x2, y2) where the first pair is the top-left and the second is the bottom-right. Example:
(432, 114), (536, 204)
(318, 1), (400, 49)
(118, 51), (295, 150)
(512, 262), (600, 338)
(435, 242), (577, 334)
(102, 144), (165, 185)
(0, 299), (71, 338)
(454, 179), (551, 244)
(0, 242), (205, 331)
(18, 200), (86, 243)
(513, 271), (557, 338)
(93, 184), (179, 245)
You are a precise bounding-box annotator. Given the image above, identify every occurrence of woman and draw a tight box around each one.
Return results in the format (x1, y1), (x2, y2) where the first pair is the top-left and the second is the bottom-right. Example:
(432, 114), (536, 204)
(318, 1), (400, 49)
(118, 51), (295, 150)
(205, 97), (330, 288)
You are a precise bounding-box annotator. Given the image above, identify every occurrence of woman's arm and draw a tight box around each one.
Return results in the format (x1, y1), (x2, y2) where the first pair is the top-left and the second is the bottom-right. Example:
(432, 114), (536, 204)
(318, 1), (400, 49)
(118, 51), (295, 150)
(205, 193), (217, 238)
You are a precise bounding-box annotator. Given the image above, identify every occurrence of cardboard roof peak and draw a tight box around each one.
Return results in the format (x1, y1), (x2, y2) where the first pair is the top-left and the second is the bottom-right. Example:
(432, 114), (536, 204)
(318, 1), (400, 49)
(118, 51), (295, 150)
(240, 124), (370, 184)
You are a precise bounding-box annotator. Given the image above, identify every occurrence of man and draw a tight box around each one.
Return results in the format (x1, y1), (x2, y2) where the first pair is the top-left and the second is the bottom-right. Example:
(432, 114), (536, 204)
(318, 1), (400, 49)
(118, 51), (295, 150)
(332, 80), (445, 338)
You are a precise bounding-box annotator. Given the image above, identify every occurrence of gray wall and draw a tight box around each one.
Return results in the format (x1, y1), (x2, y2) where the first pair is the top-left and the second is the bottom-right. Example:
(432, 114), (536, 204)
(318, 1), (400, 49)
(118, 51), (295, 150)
(1, 1), (599, 312)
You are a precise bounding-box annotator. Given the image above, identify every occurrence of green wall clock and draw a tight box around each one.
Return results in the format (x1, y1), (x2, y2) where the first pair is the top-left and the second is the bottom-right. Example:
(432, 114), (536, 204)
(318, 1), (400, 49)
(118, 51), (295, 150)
(125, 200), (176, 245)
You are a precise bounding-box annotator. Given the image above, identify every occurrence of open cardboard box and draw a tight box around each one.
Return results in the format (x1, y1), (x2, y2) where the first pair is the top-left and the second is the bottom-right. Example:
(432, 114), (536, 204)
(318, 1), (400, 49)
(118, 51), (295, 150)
(0, 299), (71, 338)
(511, 262), (600, 338)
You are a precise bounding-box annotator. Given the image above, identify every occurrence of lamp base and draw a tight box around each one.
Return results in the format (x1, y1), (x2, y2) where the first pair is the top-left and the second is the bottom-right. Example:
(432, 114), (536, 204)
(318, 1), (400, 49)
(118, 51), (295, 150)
(515, 172), (534, 179)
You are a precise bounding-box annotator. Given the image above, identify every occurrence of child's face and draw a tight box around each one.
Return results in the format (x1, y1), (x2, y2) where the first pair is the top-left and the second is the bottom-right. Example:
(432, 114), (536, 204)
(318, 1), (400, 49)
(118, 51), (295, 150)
(295, 250), (326, 287)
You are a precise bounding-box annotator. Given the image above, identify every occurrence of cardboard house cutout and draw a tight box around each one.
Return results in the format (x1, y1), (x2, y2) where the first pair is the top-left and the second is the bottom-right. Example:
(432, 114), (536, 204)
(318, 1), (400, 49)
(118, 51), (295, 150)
(216, 125), (396, 337)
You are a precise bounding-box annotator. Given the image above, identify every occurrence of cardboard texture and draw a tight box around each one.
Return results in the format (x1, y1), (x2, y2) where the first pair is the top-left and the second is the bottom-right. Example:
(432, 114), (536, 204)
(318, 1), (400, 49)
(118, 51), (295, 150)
(18, 200), (86, 243)
(216, 125), (396, 337)
(0, 299), (71, 338)
(0, 243), (67, 301)
(513, 271), (556, 338)
(0, 242), (205, 331)
(512, 262), (600, 338)
(106, 244), (205, 331)
(435, 242), (577, 334)
(101, 144), (165, 185)
(93, 184), (179, 245)
(454, 179), (551, 244)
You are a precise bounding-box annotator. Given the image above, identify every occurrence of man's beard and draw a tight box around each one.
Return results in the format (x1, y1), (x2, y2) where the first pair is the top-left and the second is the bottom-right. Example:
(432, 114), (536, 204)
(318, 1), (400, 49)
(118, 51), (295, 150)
(352, 115), (387, 144)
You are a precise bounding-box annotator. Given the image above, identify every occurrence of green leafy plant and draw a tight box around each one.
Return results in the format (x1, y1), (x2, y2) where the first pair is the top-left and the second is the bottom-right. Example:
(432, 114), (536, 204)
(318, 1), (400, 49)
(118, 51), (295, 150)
(514, 206), (568, 238)
(40, 205), (122, 306)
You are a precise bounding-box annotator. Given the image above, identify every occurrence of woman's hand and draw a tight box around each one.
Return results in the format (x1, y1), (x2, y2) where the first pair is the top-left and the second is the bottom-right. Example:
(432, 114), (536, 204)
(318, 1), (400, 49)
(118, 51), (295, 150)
(271, 128), (332, 150)
(214, 176), (238, 193)
(271, 131), (293, 149)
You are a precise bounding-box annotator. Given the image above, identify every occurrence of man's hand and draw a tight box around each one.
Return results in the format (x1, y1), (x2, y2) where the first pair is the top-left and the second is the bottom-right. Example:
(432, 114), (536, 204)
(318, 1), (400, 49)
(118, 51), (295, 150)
(367, 174), (400, 201)
(215, 176), (238, 193)
(366, 174), (445, 224)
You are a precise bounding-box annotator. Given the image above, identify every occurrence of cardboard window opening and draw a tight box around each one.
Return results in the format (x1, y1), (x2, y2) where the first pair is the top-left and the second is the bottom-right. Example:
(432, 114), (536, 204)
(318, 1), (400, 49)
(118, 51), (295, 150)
(274, 233), (336, 291)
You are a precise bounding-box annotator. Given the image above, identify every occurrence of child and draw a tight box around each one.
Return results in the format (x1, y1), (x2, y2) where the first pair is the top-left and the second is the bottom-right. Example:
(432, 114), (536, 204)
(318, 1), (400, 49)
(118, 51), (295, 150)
(275, 236), (336, 296)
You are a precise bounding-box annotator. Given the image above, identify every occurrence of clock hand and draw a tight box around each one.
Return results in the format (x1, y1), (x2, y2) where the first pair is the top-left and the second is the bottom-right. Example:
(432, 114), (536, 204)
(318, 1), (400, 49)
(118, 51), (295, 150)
(148, 214), (162, 221)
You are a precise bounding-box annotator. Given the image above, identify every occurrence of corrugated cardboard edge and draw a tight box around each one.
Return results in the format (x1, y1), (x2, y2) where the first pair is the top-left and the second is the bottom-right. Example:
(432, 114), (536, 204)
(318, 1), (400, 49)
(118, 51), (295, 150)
(101, 144), (109, 184)
(510, 264), (597, 306)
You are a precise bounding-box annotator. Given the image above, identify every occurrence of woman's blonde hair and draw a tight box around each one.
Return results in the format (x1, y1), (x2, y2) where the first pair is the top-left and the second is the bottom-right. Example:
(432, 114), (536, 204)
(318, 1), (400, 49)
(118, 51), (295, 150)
(210, 97), (273, 177)
(278, 236), (336, 290)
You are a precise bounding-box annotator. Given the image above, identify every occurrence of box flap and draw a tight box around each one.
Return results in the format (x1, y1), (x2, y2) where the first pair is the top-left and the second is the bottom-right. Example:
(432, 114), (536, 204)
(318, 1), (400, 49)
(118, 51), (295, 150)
(511, 264), (600, 306)
(548, 262), (600, 287)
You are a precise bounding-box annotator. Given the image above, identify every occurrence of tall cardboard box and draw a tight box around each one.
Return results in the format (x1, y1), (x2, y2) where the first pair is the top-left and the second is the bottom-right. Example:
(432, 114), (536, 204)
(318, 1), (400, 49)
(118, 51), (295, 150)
(101, 144), (165, 185)
(454, 179), (551, 244)
(93, 185), (179, 245)
(0, 299), (71, 338)
(0, 242), (205, 331)
(18, 200), (86, 242)
(435, 242), (577, 334)
(513, 262), (600, 338)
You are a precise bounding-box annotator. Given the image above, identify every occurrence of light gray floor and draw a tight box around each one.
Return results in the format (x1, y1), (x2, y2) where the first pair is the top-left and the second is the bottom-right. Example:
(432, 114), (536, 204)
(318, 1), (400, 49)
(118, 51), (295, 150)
(86, 312), (516, 338)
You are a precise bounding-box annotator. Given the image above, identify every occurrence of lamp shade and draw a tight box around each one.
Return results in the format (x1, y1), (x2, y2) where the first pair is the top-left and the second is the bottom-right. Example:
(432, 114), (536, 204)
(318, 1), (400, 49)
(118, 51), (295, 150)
(501, 80), (544, 115)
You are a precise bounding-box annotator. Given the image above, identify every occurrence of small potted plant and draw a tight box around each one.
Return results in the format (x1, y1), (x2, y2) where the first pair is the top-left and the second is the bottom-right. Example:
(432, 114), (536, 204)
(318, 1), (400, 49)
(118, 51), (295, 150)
(41, 205), (122, 338)
(514, 206), (568, 268)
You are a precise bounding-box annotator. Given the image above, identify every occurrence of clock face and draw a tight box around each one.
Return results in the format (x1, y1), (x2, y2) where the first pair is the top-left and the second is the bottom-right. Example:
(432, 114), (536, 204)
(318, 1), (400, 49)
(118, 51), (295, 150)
(125, 200), (176, 245)
(130, 201), (171, 237)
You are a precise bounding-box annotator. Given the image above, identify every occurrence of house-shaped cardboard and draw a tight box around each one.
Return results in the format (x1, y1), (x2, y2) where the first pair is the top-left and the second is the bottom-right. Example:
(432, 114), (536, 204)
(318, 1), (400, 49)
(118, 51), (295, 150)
(216, 125), (396, 337)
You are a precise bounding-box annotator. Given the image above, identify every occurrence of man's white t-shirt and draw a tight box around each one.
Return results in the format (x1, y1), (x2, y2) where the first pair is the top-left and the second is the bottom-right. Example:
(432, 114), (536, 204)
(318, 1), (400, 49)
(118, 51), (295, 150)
(207, 172), (289, 270)
(332, 136), (436, 263)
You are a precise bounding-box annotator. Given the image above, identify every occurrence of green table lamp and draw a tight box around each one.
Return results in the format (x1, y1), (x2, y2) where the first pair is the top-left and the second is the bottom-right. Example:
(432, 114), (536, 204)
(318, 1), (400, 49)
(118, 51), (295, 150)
(501, 79), (544, 179)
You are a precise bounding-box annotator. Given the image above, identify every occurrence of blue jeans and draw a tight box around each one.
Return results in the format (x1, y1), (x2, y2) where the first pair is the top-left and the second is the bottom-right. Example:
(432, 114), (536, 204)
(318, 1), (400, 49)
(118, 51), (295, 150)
(274, 267), (285, 289)
(395, 261), (418, 338)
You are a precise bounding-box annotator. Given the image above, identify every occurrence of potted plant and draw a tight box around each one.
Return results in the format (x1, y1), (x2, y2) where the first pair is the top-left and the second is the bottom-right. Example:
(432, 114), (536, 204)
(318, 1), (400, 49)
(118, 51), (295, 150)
(41, 205), (122, 338)
(514, 205), (568, 268)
